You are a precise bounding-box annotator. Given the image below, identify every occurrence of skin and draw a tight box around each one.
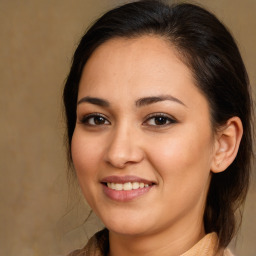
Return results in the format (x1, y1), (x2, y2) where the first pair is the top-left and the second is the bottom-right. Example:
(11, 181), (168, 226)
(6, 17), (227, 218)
(71, 36), (242, 256)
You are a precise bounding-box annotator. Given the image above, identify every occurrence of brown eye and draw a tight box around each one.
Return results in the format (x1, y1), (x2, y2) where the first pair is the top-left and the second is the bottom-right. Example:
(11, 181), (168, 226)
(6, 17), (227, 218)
(92, 116), (107, 125)
(143, 113), (177, 126)
(80, 114), (110, 126)
(153, 116), (169, 125)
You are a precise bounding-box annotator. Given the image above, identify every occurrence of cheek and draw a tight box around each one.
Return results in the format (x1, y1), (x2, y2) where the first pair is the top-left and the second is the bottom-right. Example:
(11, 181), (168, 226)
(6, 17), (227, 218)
(71, 130), (103, 207)
(71, 130), (104, 189)
(147, 126), (213, 184)
(146, 129), (213, 217)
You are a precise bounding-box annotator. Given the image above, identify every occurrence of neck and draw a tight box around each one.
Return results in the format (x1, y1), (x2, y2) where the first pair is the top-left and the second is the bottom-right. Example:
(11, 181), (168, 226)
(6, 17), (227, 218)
(108, 218), (205, 256)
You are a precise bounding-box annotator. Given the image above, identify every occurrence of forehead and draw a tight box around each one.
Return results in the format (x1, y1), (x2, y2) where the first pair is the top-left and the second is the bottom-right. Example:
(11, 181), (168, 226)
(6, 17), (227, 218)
(78, 35), (207, 109)
(83, 36), (188, 81)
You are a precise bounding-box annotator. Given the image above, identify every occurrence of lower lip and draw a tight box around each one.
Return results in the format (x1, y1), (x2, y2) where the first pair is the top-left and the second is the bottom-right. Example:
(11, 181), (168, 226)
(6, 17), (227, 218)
(102, 184), (153, 202)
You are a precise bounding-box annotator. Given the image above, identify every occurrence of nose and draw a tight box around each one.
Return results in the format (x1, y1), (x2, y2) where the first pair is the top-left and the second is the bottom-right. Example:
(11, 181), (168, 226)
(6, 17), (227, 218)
(104, 125), (144, 168)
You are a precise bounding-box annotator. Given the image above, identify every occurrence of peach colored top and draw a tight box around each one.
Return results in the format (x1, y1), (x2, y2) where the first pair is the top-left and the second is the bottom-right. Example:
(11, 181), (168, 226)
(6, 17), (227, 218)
(181, 232), (234, 256)
(68, 229), (235, 256)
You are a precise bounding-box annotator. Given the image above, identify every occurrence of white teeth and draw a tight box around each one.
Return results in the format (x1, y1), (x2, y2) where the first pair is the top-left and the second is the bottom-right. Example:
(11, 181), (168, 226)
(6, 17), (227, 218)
(115, 183), (123, 190)
(107, 182), (150, 190)
(123, 182), (132, 190)
(132, 182), (140, 189)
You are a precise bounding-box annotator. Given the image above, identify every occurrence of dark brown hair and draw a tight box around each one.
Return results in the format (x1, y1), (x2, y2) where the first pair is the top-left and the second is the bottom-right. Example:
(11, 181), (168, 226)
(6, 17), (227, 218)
(63, 0), (254, 249)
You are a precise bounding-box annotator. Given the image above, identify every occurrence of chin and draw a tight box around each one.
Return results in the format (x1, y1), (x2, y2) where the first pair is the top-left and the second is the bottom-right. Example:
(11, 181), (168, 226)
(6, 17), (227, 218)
(100, 213), (152, 236)
(107, 223), (149, 237)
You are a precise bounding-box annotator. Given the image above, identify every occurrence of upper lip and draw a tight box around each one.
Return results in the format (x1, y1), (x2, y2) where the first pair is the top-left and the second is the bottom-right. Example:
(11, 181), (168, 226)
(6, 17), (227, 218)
(101, 175), (156, 185)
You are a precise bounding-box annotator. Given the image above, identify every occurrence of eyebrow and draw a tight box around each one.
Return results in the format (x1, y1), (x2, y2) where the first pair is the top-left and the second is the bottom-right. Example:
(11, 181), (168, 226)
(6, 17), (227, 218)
(77, 94), (186, 108)
(77, 96), (110, 107)
(136, 95), (186, 107)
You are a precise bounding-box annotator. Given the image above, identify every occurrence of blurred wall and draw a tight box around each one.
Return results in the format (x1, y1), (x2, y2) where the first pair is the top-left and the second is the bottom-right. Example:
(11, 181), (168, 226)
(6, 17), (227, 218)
(0, 0), (255, 255)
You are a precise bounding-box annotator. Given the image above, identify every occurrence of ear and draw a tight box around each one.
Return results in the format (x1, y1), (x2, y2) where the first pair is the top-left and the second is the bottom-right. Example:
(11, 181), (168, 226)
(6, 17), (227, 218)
(211, 117), (243, 173)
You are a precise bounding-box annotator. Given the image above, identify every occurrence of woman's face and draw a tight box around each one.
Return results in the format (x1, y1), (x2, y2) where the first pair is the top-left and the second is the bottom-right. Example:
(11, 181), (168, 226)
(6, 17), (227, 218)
(71, 36), (216, 237)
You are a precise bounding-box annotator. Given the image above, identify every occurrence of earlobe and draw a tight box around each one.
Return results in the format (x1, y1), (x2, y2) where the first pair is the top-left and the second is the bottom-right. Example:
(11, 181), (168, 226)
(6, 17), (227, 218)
(211, 117), (243, 173)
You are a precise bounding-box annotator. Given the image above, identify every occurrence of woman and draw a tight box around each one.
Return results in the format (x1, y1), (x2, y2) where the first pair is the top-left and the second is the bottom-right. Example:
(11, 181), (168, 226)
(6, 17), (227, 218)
(63, 1), (254, 255)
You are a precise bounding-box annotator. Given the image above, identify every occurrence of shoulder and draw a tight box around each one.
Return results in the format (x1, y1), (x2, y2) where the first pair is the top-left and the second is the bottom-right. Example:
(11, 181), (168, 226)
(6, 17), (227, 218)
(66, 229), (109, 256)
(224, 248), (235, 256)
(67, 249), (86, 256)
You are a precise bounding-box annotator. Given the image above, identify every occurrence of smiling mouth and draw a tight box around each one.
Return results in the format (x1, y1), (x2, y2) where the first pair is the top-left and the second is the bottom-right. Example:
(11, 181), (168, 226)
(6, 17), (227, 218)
(105, 182), (152, 191)
(101, 176), (156, 201)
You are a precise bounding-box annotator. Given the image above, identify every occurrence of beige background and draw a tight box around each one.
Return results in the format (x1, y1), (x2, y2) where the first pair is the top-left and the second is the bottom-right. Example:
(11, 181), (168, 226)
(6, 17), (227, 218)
(0, 0), (255, 255)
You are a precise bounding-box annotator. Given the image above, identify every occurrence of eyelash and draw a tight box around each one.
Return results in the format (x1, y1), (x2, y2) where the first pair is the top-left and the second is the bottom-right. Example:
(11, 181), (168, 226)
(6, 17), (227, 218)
(143, 113), (177, 127)
(79, 113), (177, 127)
(79, 113), (111, 126)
